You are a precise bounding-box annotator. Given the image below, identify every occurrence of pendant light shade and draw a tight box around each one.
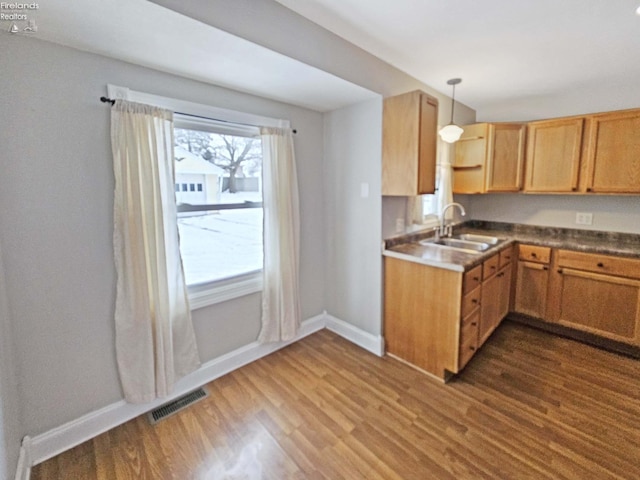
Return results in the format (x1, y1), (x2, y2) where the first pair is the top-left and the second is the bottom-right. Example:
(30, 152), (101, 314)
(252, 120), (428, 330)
(439, 78), (463, 144)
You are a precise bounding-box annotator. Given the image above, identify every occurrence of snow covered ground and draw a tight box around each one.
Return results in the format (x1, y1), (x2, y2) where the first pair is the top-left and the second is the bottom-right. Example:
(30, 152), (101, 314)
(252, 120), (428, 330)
(178, 191), (263, 285)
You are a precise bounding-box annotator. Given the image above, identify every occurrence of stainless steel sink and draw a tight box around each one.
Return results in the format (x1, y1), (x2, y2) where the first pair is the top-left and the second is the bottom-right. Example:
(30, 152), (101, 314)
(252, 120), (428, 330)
(419, 237), (490, 253)
(433, 238), (491, 251)
(452, 233), (501, 245)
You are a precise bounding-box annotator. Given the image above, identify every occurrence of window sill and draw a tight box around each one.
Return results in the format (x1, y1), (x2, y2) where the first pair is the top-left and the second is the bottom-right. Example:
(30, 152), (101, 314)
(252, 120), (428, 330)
(187, 271), (263, 310)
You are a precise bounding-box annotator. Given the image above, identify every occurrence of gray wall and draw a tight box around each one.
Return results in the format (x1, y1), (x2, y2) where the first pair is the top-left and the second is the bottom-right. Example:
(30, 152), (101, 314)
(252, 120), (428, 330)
(0, 36), (325, 437)
(324, 99), (383, 335)
(0, 242), (21, 480)
(464, 194), (640, 235)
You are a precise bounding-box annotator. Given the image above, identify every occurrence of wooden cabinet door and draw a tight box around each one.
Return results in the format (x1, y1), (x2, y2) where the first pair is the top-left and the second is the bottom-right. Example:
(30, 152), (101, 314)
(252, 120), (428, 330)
(418, 93), (438, 194)
(555, 268), (640, 345)
(486, 123), (526, 192)
(479, 272), (500, 346)
(584, 109), (640, 193)
(382, 90), (438, 195)
(514, 260), (550, 318)
(478, 263), (512, 347)
(497, 263), (512, 322)
(524, 117), (584, 192)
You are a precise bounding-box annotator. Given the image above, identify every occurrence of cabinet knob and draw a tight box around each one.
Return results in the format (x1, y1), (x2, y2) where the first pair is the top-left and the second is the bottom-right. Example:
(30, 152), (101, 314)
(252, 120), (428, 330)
(531, 252), (537, 258)
(473, 276), (480, 281)
(543, 266), (549, 271)
(472, 298), (478, 304)
(587, 187), (593, 192)
(471, 322), (477, 326)
(557, 269), (563, 274)
(597, 262), (604, 268)
(490, 265), (496, 270)
(469, 346), (476, 351)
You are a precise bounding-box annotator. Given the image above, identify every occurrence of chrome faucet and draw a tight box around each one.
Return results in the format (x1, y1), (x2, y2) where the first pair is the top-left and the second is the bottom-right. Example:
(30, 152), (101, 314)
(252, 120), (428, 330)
(440, 202), (466, 237)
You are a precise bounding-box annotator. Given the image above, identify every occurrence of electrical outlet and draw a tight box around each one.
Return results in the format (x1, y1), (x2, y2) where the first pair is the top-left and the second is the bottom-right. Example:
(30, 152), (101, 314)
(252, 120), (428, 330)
(395, 217), (405, 233)
(575, 212), (593, 225)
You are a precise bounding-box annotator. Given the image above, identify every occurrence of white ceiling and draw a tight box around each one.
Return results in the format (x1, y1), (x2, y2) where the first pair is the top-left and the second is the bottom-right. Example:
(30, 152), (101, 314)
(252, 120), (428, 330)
(273, 0), (640, 112)
(26, 0), (377, 112)
(18, 0), (640, 115)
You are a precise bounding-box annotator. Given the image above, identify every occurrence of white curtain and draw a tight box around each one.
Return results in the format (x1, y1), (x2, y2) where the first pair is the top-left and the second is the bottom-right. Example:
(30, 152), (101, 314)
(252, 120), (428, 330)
(111, 100), (200, 404)
(436, 139), (455, 220)
(258, 127), (301, 343)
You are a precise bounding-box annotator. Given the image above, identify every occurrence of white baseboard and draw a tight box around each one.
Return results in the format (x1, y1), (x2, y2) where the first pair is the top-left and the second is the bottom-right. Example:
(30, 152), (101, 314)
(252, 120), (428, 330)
(26, 312), (384, 468)
(14, 436), (31, 480)
(28, 314), (325, 466)
(325, 312), (385, 357)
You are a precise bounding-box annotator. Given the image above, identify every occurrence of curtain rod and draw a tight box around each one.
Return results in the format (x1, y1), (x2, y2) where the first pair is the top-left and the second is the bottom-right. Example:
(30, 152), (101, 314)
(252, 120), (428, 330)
(99, 97), (297, 134)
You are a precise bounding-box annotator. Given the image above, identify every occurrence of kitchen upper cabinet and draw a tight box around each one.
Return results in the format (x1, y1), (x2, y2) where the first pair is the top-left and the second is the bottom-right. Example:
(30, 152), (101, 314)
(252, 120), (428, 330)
(382, 90), (439, 195)
(524, 117), (584, 192)
(514, 245), (551, 318)
(583, 109), (640, 193)
(549, 250), (640, 345)
(453, 123), (525, 193)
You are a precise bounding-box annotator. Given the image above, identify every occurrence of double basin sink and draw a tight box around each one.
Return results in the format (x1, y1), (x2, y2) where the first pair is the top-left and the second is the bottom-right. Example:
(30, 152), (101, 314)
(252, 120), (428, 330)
(419, 233), (502, 254)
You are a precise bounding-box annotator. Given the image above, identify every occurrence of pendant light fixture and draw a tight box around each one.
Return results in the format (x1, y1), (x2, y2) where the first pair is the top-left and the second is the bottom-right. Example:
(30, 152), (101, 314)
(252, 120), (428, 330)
(438, 78), (464, 143)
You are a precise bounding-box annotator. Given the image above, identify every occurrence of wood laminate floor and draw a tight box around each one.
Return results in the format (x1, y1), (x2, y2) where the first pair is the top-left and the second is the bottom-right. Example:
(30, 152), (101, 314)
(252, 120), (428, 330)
(32, 322), (640, 479)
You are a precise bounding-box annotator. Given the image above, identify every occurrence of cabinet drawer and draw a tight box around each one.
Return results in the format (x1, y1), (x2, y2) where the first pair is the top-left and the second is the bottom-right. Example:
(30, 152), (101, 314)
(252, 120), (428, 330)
(499, 246), (514, 267)
(483, 254), (500, 280)
(463, 264), (483, 294)
(459, 310), (480, 369)
(461, 286), (481, 319)
(558, 250), (640, 280)
(519, 244), (551, 264)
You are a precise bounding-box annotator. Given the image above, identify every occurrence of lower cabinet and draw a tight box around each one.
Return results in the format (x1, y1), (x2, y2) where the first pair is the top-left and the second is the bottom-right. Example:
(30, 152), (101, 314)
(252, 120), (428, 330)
(385, 239), (640, 383)
(479, 254), (512, 346)
(514, 245), (550, 318)
(384, 244), (513, 380)
(550, 250), (640, 345)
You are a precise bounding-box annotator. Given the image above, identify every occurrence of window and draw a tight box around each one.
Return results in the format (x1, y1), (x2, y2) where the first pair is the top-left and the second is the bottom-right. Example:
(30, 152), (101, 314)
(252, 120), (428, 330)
(106, 83), (290, 308)
(173, 116), (263, 289)
(422, 194), (438, 218)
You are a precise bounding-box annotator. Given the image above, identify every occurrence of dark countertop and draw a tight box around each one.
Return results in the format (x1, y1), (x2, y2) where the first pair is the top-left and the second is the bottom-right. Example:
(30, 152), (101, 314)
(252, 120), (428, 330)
(382, 221), (640, 272)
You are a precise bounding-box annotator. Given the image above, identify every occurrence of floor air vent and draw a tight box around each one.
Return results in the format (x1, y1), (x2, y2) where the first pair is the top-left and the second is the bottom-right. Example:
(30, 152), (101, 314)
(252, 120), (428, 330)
(147, 387), (208, 425)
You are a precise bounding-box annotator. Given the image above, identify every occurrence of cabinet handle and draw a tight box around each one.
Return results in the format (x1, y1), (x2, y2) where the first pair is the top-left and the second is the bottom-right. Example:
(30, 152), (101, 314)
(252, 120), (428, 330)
(472, 299), (479, 304)
(557, 269), (563, 274)
(473, 276), (480, 281)
(471, 322), (477, 326)
(597, 262), (604, 268)
(531, 252), (537, 258)
(543, 266), (549, 271)
(490, 265), (496, 270)
(572, 187), (578, 191)
(587, 187), (593, 192)
(497, 272), (504, 277)
(469, 346), (476, 351)
(504, 256), (511, 260)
